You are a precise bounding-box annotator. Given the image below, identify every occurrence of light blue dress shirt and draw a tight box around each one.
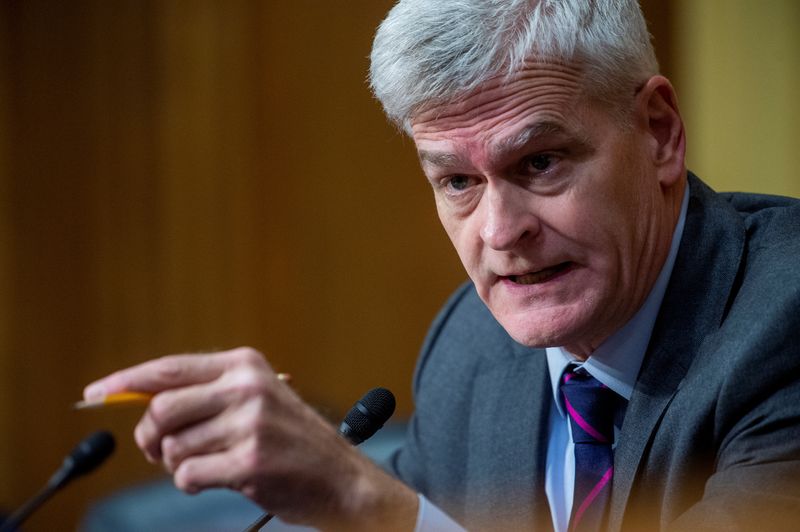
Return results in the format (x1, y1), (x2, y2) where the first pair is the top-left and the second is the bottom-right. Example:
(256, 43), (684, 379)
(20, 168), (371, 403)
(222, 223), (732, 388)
(544, 185), (689, 531)
(415, 185), (689, 532)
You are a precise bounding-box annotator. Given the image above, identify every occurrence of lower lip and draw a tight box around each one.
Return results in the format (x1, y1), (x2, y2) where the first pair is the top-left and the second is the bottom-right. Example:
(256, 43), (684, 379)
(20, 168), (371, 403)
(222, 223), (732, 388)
(500, 263), (575, 290)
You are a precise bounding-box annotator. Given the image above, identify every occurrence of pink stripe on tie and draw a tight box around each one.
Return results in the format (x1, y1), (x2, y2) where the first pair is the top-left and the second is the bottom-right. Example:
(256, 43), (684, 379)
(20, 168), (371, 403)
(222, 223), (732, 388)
(563, 393), (609, 443)
(571, 466), (613, 530)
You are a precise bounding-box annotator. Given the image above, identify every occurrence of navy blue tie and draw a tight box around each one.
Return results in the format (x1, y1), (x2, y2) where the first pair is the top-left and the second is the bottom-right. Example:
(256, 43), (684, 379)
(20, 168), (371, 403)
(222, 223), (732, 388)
(561, 367), (617, 532)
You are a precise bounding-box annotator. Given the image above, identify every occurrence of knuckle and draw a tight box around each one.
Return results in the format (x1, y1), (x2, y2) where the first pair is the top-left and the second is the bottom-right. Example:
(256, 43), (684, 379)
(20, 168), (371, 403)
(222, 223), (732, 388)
(237, 439), (266, 473)
(238, 370), (270, 397)
(221, 368), (271, 405)
(239, 406), (268, 436)
(134, 422), (159, 464)
(230, 346), (266, 367)
(156, 355), (187, 381)
(239, 478), (269, 508)
(240, 483), (259, 501)
(161, 435), (181, 462)
(133, 423), (146, 449)
(173, 466), (197, 493)
(148, 394), (172, 422)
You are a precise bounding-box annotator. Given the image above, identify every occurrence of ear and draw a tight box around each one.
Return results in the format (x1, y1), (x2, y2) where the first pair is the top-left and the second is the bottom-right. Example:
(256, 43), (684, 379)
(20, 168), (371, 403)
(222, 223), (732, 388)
(634, 75), (686, 187)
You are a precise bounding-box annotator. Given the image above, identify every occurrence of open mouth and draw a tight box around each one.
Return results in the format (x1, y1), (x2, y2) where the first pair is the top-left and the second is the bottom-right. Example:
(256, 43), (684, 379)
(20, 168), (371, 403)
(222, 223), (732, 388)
(507, 262), (572, 285)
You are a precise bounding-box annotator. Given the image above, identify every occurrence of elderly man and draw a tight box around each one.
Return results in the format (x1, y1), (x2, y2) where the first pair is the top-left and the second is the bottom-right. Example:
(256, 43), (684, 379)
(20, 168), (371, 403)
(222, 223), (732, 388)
(84, 0), (800, 530)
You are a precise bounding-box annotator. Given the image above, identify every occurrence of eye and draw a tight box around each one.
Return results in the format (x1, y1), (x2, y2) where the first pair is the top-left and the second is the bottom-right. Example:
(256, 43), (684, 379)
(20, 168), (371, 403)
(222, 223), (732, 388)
(524, 154), (553, 173)
(447, 174), (471, 191)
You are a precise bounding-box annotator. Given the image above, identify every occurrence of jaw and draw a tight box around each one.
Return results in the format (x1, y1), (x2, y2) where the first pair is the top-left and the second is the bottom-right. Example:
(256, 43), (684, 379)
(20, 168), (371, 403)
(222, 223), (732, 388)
(479, 271), (596, 346)
(476, 261), (629, 357)
(491, 300), (596, 351)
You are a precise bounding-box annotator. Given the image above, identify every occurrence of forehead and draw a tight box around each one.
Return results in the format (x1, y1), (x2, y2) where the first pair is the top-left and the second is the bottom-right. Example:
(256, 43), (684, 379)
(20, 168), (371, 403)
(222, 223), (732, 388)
(411, 62), (588, 149)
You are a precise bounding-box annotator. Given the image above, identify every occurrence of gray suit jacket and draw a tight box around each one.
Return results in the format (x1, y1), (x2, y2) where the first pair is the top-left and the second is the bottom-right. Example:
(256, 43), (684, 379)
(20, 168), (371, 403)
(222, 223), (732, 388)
(388, 174), (800, 530)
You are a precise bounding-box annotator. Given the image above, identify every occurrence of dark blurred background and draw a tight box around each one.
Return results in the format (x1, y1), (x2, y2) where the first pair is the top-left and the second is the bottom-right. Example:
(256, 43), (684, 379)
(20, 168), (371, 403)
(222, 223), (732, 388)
(0, 1), (797, 530)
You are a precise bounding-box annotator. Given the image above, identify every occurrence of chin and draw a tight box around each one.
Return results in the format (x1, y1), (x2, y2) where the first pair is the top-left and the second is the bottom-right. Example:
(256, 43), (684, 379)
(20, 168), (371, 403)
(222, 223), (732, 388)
(496, 307), (590, 349)
(498, 316), (563, 348)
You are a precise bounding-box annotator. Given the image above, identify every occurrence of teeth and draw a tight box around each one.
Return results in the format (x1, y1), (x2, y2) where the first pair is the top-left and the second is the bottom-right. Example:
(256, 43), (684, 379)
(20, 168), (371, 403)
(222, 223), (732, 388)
(511, 263), (567, 285)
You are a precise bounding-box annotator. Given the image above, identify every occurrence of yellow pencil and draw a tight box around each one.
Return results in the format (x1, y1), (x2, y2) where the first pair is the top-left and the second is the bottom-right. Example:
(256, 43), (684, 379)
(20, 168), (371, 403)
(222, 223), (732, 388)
(73, 391), (153, 409)
(74, 373), (292, 410)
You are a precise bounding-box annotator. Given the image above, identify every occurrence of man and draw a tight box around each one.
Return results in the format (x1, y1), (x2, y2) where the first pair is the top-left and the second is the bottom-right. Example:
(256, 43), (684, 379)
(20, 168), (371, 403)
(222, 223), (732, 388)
(84, 1), (800, 530)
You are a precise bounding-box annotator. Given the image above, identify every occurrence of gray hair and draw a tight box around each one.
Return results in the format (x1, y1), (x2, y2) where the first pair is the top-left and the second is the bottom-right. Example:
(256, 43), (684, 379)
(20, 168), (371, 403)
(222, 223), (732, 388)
(369, 0), (659, 133)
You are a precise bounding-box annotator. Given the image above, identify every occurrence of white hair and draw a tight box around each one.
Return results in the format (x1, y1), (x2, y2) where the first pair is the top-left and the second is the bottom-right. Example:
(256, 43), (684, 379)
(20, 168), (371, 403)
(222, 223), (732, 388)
(369, 0), (659, 133)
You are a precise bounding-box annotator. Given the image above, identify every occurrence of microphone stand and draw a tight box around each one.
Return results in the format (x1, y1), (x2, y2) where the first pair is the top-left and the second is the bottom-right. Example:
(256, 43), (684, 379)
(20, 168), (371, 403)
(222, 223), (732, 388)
(0, 431), (115, 532)
(241, 387), (395, 532)
(0, 472), (68, 532)
(242, 512), (274, 532)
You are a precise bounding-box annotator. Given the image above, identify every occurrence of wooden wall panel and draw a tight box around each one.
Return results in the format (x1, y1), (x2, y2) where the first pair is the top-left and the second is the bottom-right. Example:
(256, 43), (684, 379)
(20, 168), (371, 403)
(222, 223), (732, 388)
(3, 1), (778, 530)
(0, 1), (461, 529)
(0, 0), (12, 506)
(3, 3), (107, 527)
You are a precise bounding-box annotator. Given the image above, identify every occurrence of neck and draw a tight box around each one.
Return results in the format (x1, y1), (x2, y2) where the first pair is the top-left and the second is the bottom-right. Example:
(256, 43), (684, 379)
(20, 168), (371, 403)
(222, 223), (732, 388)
(564, 175), (687, 360)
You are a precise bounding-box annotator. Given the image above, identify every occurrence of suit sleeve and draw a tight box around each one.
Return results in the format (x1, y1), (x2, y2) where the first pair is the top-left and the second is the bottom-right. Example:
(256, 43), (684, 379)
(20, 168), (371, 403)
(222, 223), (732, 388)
(383, 282), (476, 524)
(667, 279), (800, 530)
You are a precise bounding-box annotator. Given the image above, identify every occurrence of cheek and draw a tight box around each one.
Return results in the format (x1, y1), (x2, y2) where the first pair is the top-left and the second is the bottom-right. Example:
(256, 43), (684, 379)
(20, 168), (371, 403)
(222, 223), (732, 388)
(436, 204), (483, 272)
(435, 199), (458, 244)
(535, 189), (626, 277)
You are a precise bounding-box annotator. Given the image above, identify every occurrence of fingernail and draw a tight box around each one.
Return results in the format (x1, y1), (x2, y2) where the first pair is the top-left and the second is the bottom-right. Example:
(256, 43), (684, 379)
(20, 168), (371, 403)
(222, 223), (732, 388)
(84, 382), (106, 400)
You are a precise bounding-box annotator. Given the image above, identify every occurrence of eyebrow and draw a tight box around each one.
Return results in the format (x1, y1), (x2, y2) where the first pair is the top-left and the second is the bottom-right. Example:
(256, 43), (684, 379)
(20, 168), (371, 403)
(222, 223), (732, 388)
(416, 120), (590, 169)
(492, 121), (577, 156)
(417, 150), (466, 169)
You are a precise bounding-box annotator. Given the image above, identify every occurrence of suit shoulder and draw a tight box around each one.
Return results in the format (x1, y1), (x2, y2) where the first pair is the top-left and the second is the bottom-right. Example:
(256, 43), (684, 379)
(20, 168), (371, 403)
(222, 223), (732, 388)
(732, 193), (800, 285)
(714, 192), (800, 364)
(721, 191), (800, 248)
(720, 190), (800, 216)
(412, 281), (515, 395)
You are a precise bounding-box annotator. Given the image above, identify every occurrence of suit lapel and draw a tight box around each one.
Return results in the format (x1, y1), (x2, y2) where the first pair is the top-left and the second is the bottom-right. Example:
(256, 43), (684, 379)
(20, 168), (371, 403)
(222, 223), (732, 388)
(465, 343), (553, 531)
(608, 175), (746, 531)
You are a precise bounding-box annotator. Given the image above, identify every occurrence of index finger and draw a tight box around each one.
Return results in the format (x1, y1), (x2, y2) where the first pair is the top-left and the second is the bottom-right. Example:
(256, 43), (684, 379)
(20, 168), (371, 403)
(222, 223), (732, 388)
(83, 351), (238, 401)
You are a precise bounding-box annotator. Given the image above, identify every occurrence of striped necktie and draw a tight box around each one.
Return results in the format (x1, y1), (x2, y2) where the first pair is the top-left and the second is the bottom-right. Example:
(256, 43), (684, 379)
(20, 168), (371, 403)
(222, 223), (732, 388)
(561, 367), (618, 532)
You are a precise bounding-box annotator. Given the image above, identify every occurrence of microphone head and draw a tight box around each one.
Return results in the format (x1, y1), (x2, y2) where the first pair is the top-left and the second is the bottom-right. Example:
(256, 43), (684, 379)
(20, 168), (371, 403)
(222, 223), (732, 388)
(56, 430), (116, 487)
(339, 387), (396, 445)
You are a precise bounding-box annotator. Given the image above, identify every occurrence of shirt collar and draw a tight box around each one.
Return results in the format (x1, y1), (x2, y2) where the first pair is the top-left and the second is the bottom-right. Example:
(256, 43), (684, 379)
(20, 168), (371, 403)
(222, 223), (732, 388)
(546, 183), (690, 412)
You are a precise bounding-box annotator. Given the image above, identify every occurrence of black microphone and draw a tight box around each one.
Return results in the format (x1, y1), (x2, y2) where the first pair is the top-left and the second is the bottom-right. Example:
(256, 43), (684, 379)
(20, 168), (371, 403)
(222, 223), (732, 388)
(0, 430), (115, 532)
(339, 387), (396, 445)
(243, 387), (397, 532)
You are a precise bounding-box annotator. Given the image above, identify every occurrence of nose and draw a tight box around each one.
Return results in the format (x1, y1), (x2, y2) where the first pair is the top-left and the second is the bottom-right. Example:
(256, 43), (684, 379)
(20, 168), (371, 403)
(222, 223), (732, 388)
(479, 182), (540, 250)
